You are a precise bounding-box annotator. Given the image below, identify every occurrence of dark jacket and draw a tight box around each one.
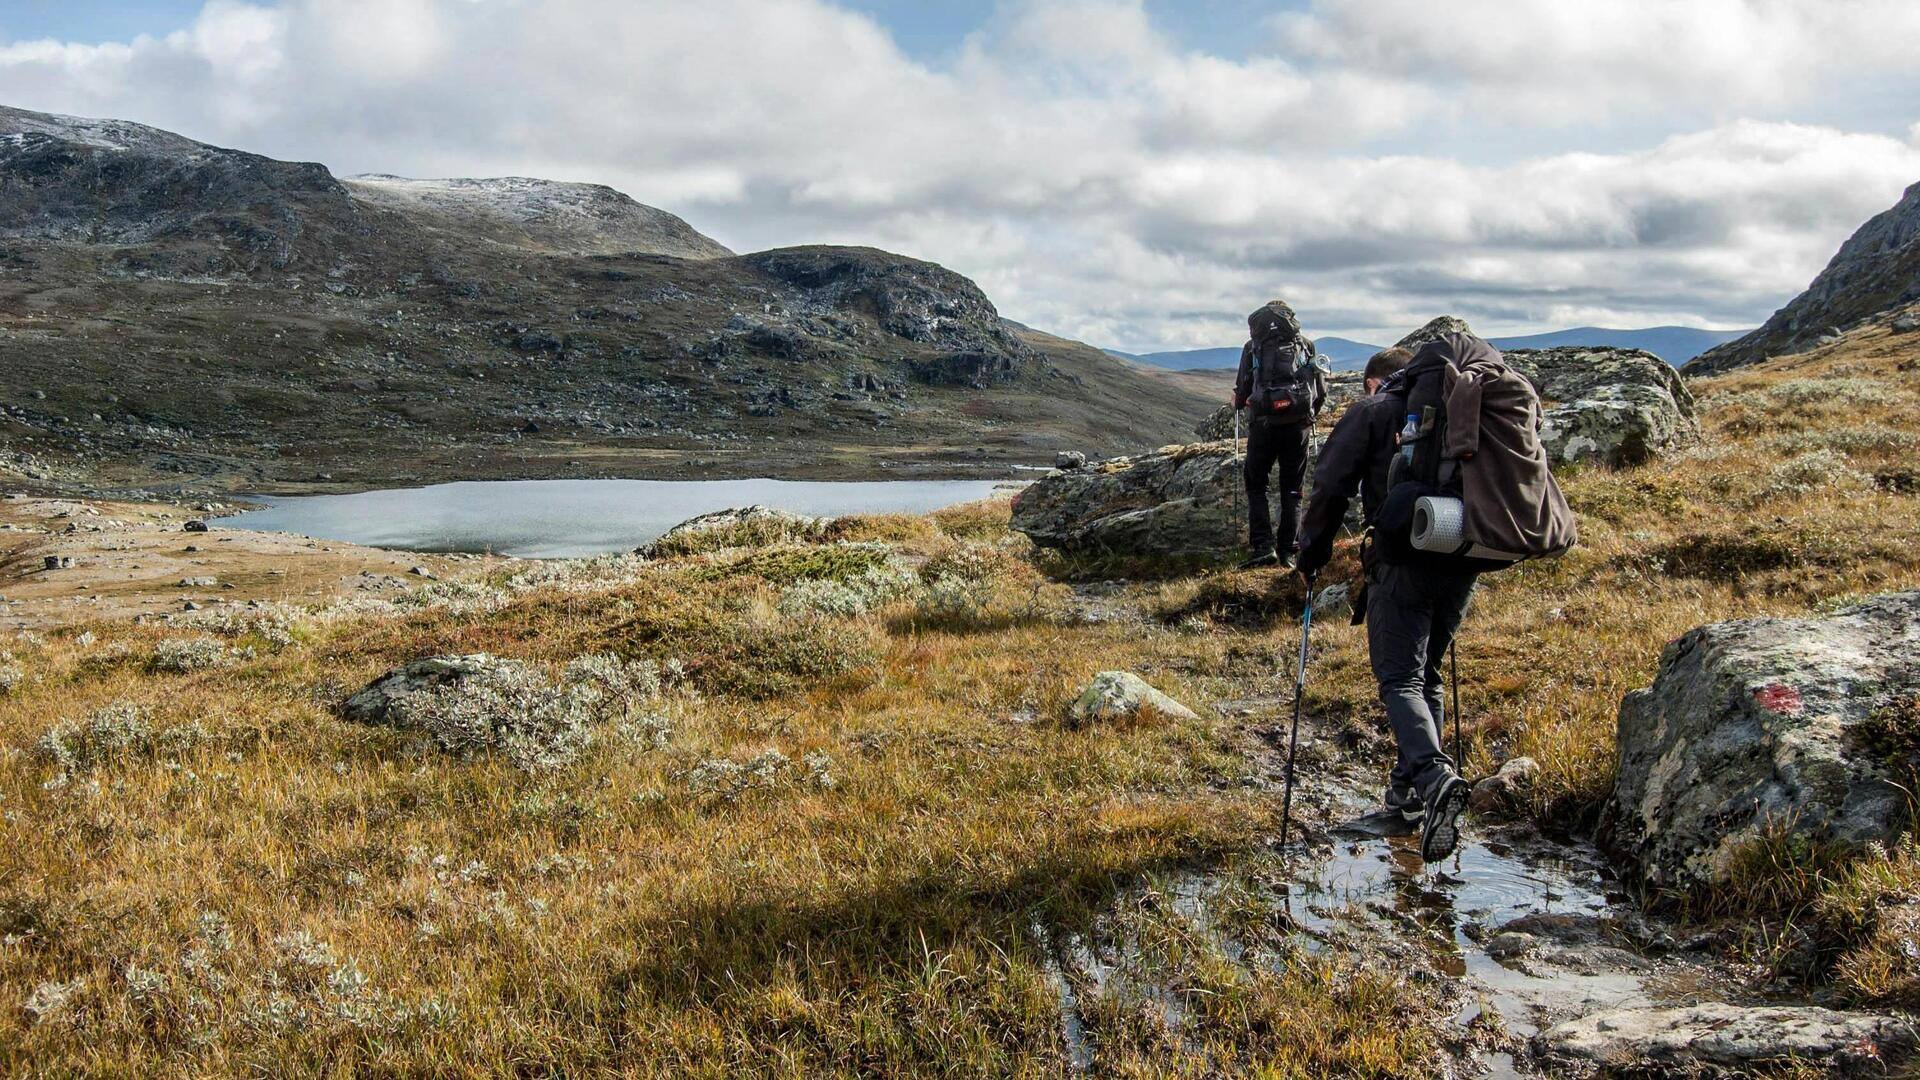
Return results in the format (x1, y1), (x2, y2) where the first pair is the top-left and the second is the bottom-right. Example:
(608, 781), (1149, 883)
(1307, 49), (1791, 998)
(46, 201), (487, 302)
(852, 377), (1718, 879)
(1234, 334), (1326, 419)
(1296, 372), (1410, 564)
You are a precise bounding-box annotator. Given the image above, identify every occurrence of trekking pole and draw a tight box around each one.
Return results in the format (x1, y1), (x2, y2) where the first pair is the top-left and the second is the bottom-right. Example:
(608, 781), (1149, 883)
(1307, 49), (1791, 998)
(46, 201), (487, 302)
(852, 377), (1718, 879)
(1449, 640), (1462, 770)
(1277, 575), (1316, 850)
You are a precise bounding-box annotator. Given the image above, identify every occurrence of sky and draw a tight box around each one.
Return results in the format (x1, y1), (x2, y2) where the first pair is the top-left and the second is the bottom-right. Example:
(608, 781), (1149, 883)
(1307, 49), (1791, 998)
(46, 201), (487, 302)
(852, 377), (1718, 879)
(2, 1), (1918, 351)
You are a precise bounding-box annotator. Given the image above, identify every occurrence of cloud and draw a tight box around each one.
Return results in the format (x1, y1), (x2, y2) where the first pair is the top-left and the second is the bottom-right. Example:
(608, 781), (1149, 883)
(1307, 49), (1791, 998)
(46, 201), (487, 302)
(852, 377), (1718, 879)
(1, 0), (1916, 350)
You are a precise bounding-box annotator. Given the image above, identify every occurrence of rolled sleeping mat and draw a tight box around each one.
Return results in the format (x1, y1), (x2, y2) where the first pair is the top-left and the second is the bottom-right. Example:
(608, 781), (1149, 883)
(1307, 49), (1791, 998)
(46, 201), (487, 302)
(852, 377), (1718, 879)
(1410, 495), (1468, 554)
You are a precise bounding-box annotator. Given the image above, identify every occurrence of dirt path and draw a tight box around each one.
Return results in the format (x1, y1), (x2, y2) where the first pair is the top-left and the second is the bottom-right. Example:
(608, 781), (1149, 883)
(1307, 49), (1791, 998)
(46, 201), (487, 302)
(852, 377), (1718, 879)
(0, 493), (492, 631)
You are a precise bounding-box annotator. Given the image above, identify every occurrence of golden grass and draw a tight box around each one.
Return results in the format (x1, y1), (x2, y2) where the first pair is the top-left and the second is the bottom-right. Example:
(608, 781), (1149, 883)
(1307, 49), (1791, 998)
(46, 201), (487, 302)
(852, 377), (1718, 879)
(2, 327), (1918, 1072)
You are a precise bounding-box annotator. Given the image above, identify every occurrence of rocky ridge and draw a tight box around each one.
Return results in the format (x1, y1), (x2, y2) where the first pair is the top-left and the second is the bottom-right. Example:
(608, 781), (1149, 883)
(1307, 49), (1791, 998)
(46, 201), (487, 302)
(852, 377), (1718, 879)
(1690, 179), (1920, 373)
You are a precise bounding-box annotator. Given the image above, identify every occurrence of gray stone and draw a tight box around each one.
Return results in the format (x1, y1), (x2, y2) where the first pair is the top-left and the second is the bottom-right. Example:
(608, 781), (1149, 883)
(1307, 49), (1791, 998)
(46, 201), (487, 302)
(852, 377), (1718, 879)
(176, 576), (216, 588)
(1312, 582), (1351, 618)
(1893, 310), (1920, 333)
(183, 520), (209, 532)
(1053, 450), (1087, 471)
(1469, 755), (1539, 817)
(1484, 931), (1536, 960)
(1511, 347), (1698, 467)
(1394, 316), (1473, 352)
(643, 505), (826, 554)
(1599, 591), (1920, 891)
(1538, 1002), (1915, 1075)
(343, 654), (502, 726)
(1067, 671), (1198, 726)
(1194, 404), (1237, 441)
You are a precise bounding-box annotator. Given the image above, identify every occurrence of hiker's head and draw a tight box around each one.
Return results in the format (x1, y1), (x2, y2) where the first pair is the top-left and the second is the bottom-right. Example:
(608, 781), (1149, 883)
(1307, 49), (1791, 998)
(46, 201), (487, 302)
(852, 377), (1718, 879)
(1247, 300), (1300, 343)
(1363, 347), (1412, 394)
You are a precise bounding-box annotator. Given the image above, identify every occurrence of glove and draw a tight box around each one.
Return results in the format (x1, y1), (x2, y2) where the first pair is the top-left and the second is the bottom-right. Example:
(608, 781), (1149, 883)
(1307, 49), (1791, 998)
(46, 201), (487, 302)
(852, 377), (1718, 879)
(1232, 393), (1247, 410)
(1295, 533), (1333, 580)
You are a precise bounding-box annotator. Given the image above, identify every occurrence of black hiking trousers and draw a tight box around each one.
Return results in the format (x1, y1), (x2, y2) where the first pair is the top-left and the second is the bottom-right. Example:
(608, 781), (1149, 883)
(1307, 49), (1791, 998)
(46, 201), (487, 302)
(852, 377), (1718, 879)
(1365, 560), (1478, 802)
(1242, 415), (1310, 557)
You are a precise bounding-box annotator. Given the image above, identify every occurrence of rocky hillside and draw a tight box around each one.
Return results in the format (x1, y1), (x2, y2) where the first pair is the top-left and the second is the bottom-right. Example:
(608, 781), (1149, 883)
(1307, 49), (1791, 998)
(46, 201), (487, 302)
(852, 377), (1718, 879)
(0, 106), (1208, 494)
(1689, 179), (1920, 374)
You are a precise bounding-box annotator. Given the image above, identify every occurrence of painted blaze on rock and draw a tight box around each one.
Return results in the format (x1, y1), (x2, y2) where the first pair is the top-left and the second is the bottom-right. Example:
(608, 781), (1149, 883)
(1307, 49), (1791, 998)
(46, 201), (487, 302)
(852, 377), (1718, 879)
(1599, 591), (1920, 891)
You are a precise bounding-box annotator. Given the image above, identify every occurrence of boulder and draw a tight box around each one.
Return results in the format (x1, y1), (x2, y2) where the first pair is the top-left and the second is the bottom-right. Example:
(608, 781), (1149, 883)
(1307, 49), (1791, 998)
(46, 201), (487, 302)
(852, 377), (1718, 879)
(1599, 592), (1920, 891)
(1011, 442), (1243, 557)
(642, 505), (826, 554)
(1053, 450), (1087, 471)
(1312, 582), (1352, 619)
(1067, 671), (1198, 726)
(343, 654), (502, 726)
(1894, 310), (1920, 334)
(1194, 404), (1236, 441)
(1509, 347), (1698, 467)
(1537, 1003), (1914, 1076)
(1394, 316), (1473, 352)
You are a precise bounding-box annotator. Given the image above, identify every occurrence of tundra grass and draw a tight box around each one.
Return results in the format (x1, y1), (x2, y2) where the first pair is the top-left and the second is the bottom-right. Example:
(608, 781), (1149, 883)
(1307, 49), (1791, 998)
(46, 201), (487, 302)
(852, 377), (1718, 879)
(4, 327), (1919, 1073)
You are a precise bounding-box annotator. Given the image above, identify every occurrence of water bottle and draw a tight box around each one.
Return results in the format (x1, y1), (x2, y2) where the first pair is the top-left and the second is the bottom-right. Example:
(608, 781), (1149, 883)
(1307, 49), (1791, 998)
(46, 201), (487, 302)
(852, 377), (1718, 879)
(1399, 413), (1419, 464)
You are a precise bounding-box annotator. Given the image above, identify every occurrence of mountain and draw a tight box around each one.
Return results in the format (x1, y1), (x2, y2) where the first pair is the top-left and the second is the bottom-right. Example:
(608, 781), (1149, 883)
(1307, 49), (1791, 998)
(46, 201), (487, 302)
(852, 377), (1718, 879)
(0, 106), (1210, 493)
(1488, 327), (1746, 365)
(1689, 180), (1920, 374)
(1115, 335), (1384, 373)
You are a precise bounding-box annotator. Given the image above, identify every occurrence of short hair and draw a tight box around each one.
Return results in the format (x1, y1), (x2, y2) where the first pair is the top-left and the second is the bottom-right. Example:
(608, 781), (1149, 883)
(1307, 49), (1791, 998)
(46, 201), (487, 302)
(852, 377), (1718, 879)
(1363, 347), (1412, 383)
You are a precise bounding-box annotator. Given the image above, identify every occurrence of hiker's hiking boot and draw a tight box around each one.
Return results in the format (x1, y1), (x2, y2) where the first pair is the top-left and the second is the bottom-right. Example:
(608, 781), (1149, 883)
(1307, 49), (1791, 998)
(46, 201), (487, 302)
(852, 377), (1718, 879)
(1385, 783), (1424, 822)
(1419, 774), (1470, 863)
(1236, 551), (1279, 570)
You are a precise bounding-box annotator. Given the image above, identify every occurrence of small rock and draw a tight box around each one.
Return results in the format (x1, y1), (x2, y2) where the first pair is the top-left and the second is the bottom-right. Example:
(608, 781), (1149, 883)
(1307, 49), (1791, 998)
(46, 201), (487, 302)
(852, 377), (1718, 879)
(183, 601), (201, 611)
(1484, 932), (1537, 960)
(176, 577), (216, 588)
(183, 520), (209, 533)
(1469, 756), (1540, 817)
(344, 655), (500, 726)
(1053, 450), (1087, 471)
(1893, 311), (1920, 334)
(42, 555), (74, 570)
(408, 566), (437, 579)
(1313, 582), (1352, 618)
(1067, 671), (1199, 726)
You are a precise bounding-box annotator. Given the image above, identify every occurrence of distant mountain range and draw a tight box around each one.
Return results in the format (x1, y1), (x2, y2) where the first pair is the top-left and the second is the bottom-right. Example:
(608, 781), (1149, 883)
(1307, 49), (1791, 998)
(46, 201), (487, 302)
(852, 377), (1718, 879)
(1113, 326), (1751, 373)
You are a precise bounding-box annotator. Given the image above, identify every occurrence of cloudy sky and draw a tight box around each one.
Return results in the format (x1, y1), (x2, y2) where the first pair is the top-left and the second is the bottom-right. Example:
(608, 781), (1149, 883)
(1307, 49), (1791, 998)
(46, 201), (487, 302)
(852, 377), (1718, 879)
(3, 0), (1918, 350)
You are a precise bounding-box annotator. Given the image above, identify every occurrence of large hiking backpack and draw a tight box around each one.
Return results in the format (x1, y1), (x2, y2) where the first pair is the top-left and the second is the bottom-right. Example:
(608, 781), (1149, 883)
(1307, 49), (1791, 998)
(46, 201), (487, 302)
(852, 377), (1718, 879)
(1375, 333), (1577, 569)
(1248, 336), (1323, 426)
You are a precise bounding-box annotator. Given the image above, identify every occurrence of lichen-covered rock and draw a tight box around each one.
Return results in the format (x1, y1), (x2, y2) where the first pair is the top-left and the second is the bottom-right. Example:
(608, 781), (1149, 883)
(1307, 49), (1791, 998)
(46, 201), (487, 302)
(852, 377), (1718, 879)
(343, 654), (503, 726)
(1067, 671), (1198, 725)
(1011, 442), (1244, 556)
(1509, 346), (1697, 467)
(1053, 450), (1087, 470)
(1537, 1003), (1915, 1076)
(1194, 404), (1236, 440)
(1394, 316), (1474, 352)
(642, 505), (827, 555)
(1312, 582), (1352, 619)
(1599, 592), (1920, 891)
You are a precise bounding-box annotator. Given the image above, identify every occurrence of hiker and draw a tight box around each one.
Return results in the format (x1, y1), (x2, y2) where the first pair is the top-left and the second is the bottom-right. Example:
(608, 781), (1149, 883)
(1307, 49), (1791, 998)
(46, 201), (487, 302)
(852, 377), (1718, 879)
(1232, 300), (1329, 569)
(1294, 334), (1574, 862)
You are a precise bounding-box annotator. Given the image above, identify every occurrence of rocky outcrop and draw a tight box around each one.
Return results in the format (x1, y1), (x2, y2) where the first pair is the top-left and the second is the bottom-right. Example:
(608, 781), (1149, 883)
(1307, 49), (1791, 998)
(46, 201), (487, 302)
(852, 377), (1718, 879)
(1599, 592), (1920, 891)
(1537, 1003), (1914, 1076)
(1509, 346), (1697, 467)
(1067, 671), (1198, 726)
(1689, 180), (1920, 374)
(1011, 443), (1244, 556)
(1394, 316), (1474, 352)
(742, 246), (1037, 388)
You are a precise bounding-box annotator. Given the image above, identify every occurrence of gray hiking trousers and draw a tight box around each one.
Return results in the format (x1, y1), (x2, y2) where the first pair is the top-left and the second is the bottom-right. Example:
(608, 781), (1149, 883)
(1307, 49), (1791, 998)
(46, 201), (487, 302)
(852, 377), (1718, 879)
(1365, 560), (1478, 800)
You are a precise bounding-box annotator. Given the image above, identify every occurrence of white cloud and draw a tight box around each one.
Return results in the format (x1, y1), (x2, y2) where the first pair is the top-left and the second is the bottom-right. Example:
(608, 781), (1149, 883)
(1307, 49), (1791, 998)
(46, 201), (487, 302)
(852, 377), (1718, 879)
(1, 0), (1916, 350)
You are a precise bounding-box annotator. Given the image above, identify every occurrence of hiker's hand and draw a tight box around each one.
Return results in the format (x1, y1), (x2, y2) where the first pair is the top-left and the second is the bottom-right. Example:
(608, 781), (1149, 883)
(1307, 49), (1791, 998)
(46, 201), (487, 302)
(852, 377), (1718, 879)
(1232, 393), (1247, 410)
(1295, 539), (1330, 580)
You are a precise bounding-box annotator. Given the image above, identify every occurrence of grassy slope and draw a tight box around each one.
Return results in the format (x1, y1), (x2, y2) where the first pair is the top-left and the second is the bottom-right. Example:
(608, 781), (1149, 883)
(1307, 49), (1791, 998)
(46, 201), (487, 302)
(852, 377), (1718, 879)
(1, 328), (1917, 1074)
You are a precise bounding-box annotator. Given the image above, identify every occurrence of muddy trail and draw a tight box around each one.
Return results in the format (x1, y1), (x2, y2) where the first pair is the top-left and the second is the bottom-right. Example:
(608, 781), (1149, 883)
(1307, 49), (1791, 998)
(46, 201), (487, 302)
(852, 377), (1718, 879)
(1041, 595), (1904, 1076)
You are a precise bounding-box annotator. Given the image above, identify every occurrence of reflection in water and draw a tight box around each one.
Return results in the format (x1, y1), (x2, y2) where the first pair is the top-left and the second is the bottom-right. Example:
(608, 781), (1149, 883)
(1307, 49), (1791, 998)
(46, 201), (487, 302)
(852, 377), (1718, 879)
(219, 477), (1014, 557)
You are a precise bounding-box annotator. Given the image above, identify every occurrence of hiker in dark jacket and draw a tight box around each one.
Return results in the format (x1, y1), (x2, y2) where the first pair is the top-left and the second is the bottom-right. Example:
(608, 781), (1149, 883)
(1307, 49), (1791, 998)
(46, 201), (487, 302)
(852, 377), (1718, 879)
(1295, 342), (1473, 862)
(1232, 300), (1328, 568)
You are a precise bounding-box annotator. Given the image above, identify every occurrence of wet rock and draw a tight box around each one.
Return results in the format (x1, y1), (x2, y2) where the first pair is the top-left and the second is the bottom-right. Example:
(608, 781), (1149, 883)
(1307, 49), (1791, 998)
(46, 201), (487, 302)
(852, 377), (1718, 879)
(1469, 755), (1539, 817)
(1599, 591), (1920, 891)
(1484, 931), (1536, 960)
(1537, 1002), (1916, 1076)
(343, 654), (501, 726)
(1053, 450), (1087, 471)
(1066, 671), (1198, 726)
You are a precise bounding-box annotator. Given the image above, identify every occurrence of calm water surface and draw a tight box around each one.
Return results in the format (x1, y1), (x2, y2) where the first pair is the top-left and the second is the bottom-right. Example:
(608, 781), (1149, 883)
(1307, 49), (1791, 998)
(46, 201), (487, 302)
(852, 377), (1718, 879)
(222, 478), (1014, 558)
